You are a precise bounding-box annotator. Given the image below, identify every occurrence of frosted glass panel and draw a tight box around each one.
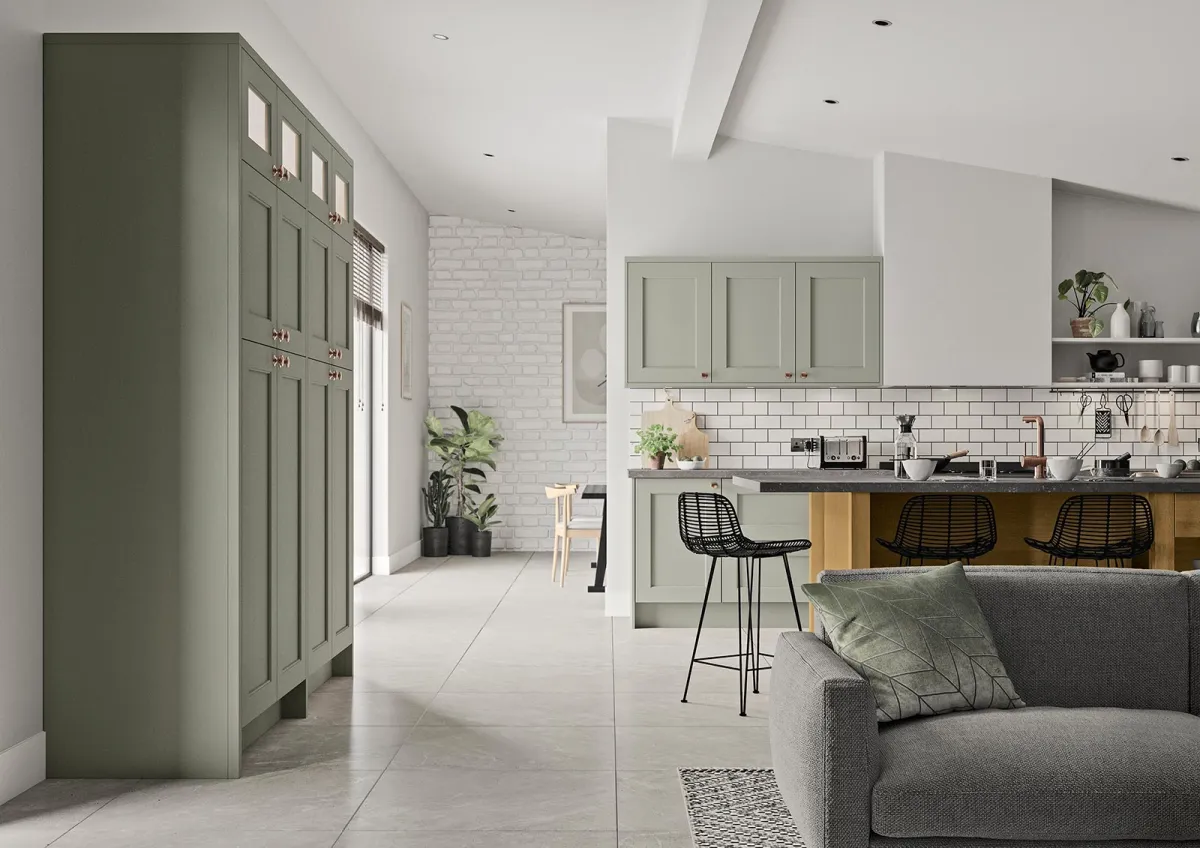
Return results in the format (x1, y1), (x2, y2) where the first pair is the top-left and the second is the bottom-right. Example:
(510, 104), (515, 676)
(335, 175), (348, 218)
(281, 120), (300, 177)
(312, 152), (327, 201)
(247, 87), (269, 153)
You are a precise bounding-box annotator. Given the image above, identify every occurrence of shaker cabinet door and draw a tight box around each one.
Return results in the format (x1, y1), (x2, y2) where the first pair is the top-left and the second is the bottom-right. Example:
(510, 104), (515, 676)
(240, 163), (278, 349)
(330, 148), (353, 243)
(275, 191), (307, 357)
(712, 262), (797, 384)
(306, 216), (333, 361)
(328, 366), (354, 655)
(627, 262), (712, 385)
(275, 90), (307, 204)
(275, 352), (306, 695)
(796, 262), (881, 385)
(634, 478), (723, 603)
(329, 236), (354, 371)
(307, 124), (334, 224)
(240, 51), (277, 182)
(305, 360), (332, 670)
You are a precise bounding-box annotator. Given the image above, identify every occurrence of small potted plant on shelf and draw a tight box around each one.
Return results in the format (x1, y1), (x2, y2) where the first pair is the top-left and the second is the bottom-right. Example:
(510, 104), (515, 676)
(1058, 269), (1118, 337)
(634, 423), (681, 470)
(426, 406), (504, 555)
(467, 494), (500, 558)
(420, 470), (451, 557)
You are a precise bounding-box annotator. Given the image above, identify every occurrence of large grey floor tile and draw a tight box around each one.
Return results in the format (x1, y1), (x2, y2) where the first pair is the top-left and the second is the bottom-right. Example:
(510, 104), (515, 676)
(0, 778), (138, 847)
(442, 661), (615, 693)
(336, 833), (616, 848)
(418, 692), (614, 727)
(615, 691), (767, 725)
(347, 768), (616, 831)
(618, 832), (694, 847)
(616, 770), (690, 834)
(53, 829), (342, 848)
(613, 661), (771, 695)
(343, 663), (460, 693)
(242, 724), (410, 773)
(616, 725), (771, 770)
(389, 726), (615, 771)
(304, 691), (436, 726)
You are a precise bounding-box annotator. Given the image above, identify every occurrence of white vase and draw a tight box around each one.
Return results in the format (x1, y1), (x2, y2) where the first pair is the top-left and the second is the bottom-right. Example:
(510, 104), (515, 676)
(1110, 302), (1131, 339)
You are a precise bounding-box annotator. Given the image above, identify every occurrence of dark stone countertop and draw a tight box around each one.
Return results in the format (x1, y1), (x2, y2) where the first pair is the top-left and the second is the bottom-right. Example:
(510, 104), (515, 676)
(728, 469), (1200, 494)
(627, 468), (739, 479)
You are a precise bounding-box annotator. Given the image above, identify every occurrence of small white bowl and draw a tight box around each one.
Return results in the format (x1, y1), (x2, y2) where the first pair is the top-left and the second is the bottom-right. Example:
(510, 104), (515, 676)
(902, 458), (938, 481)
(1156, 462), (1183, 479)
(676, 459), (701, 471)
(1047, 457), (1084, 481)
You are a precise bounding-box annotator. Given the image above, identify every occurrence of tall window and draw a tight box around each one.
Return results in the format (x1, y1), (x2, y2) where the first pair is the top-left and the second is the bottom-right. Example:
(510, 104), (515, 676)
(352, 225), (385, 582)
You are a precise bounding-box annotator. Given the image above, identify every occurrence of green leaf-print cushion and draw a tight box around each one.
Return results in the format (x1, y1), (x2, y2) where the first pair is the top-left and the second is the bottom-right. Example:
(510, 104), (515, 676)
(803, 563), (1026, 723)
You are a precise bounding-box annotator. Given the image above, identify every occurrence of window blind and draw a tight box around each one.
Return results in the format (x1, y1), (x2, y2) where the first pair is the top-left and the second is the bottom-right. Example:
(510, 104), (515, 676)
(353, 224), (385, 327)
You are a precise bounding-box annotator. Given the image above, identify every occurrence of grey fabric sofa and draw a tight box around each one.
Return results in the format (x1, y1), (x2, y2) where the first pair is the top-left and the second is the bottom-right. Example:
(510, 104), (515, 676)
(770, 566), (1200, 848)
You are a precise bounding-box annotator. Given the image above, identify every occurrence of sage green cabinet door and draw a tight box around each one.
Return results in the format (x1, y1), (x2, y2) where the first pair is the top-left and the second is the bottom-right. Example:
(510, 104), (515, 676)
(628, 262), (712, 385)
(307, 124), (333, 224)
(276, 192), (307, 358)
(330, 148), (353, 243)
(306, 216), (332, 362)
(796, 261), (881, 385)
(276, 90), (307, 204)
(240, 51), (277, 182)
(634, 478), (723, 603)
(275, 353), (306, 695)
(329, 236), (354, 371)
(240, 341), (277, 720)
(719, 490), (809, 610)
(712, 262), (797, 383)
(305, 360), (332, 669)
(241, 163), (278, 350)
(329, 366), (354, 654)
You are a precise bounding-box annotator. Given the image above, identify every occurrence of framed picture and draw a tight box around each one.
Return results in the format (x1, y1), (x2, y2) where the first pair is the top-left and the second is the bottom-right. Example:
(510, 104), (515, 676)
(563, 303), (607, 422)
(400, 301), (413, 400)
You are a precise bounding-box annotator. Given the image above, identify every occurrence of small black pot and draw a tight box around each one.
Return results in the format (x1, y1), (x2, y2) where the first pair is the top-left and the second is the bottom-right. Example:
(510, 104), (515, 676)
(421, 527), (449, 558)
(447, 516), (474, 555)
(470, 530), (493, 558)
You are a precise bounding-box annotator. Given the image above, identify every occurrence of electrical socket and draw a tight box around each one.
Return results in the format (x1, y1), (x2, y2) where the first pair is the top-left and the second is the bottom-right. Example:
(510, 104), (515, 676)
(790, 437), (819, 453)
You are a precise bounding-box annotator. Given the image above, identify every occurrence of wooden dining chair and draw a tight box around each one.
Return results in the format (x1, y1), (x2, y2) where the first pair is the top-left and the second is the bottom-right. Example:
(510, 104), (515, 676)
(546, 484), (602, 586)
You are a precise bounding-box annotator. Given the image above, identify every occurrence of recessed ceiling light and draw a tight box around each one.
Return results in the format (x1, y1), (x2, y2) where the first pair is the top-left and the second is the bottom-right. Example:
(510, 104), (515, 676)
(823, 99), (839, 105)
(432, 33), (449, 40)
(484, 153), (495, 158)
(873, 19), (892, 26)
(1172, 156), (1190, 162)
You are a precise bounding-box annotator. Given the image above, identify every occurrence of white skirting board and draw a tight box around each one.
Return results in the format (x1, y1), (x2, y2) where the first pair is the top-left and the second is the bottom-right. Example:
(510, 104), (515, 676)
(0, 732), (45, 804)
(384, 540), (422, 574)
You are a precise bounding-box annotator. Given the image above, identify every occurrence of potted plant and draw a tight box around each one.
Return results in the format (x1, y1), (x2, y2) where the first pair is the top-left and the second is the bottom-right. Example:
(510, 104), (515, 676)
(1058, 270), (1118, 337)
(426, 406), (504, 555)
(467, 494), (500, 557)
(420, 470), (451, 557)
(634, 424), (681, 470)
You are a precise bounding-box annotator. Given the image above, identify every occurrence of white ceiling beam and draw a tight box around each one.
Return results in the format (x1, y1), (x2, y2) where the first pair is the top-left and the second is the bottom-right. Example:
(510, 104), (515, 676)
(672, 0), (764, 161)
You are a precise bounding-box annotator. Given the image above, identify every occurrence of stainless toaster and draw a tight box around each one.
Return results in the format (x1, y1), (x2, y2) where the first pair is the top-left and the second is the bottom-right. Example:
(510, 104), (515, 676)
(819, 435), (867, 470)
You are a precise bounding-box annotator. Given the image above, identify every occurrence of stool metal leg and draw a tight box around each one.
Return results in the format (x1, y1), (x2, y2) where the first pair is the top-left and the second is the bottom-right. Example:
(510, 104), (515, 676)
(753, 558), (763, 694)
(681, 556), (719, 704)
(781, 553), (804, 632)
(737, 557), (747, 717)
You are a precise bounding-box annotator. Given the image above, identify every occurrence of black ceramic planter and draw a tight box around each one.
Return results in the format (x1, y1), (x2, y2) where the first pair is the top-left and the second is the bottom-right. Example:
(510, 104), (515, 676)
(421, 527), (449, 558)
(447, 516), (474, 555)
(471, 530), (493, 557)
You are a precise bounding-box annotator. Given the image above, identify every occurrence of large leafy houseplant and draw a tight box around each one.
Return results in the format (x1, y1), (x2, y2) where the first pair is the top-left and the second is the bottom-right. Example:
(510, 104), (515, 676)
(1058, 270), (1118, 337)
(425, 405), (503, 516)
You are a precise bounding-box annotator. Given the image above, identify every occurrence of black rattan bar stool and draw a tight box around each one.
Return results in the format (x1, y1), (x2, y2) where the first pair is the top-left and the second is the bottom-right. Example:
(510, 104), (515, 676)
(677, 491), (810, 716)
(876, 494), (998, 566)
(1025, 494), (1154, 566)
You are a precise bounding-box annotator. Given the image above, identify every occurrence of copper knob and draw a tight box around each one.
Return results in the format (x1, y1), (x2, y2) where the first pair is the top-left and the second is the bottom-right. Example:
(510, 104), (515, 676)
(271, 328), (281, 340)
(329, 370), (337, 380)
(270, 355), (281, 367)
(700, 372), (709, 379)
(281, 330), (290, 343)
(329, 347), (337, 359)
(785, 372), (793, 378)
(800, 372), (809, 378)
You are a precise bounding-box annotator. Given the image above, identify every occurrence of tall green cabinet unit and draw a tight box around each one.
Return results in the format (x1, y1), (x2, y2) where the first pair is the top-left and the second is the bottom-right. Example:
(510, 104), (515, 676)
(43, 34), (355, 779)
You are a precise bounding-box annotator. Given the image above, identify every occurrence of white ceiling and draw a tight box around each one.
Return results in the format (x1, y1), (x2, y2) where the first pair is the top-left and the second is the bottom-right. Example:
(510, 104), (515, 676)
(270, 0), (1200, 239)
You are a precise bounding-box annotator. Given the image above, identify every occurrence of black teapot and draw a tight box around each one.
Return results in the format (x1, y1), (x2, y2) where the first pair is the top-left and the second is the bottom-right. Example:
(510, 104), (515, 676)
(1087, 349), (1125, 373)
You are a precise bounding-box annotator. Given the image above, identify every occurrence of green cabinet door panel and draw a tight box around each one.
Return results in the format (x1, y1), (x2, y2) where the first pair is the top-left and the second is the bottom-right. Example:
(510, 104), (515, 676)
(276, 191), (307, 357)
(307, 123), (334, 223)
(240, 163), (277, 349)
(329, 236), (354, 371)
(240, 340), (277, 720)
(330, 148), (354, 243)
(306, 215), (332, 361)
(240, 50), (277, 182)
(719, 490), (810, 608)
(627, 262), (712, 385)
(305, 360), (332, 669)
(796, 261), (881, 384)
(329, 367), (354, 654)
(634, 478), (723, 603)
(276, 89), (308, 205)
(275, 354), (306, 694)
(712, 262), (797, 383)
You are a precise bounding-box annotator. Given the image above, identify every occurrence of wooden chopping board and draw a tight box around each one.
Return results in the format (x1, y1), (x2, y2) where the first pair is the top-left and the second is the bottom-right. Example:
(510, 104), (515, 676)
(641, 399), (710, 468)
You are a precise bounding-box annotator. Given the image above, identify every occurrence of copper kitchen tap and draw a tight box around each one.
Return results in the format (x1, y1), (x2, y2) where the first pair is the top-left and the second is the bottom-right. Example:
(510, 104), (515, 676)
(1021, 415), (1047, 479)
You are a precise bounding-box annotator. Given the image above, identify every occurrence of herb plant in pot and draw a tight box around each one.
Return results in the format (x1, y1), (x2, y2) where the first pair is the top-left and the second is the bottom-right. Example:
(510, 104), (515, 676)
(1058, 270), (1118, 338)
(426, 406), (504, 555)
(467, 494), (500, 557)
(634, 424), (681, 470)
(420, 470), (451, 557)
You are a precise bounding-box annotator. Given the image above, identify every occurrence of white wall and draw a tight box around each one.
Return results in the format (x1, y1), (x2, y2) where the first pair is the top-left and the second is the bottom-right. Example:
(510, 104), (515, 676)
(427, 217), (606, 549)
(1053, 189), (1200, 340)
(877, 152), (1052, 386)
(605, 119), (874, 616)
(0, 0), (426, 799)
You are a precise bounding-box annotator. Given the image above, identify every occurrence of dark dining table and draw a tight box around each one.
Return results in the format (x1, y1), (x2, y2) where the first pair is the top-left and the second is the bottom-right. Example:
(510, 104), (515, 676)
(582, 483), (606, 593)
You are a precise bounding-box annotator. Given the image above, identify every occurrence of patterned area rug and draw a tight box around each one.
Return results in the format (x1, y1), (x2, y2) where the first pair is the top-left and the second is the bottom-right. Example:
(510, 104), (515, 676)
(678, 768), (806, 847)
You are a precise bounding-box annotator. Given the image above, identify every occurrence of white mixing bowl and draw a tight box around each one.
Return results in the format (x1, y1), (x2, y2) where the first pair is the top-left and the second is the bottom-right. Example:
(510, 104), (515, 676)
(902, 458), (938, 481)
(1047, 457), (1083, 481)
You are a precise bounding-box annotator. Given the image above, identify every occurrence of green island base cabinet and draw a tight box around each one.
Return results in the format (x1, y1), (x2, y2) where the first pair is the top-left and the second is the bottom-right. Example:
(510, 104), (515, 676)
(627, 258), (881, 387)
(633, 477), (810, 628)
(44, 33), (354, 779)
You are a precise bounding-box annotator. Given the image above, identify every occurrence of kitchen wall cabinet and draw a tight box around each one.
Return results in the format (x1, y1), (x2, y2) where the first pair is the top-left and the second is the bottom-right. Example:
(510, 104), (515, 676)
(627, 258), (881, 387)
(44, 33), (354, 779)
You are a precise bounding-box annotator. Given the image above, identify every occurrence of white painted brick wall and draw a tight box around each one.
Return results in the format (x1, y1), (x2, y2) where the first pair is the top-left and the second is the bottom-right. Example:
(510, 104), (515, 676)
(629, 387), (1200, 469)
(429, 216), (606, 550)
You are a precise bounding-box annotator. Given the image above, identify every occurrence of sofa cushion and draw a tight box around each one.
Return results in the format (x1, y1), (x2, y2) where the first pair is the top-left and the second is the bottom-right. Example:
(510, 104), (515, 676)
(803, 563), (1025, 722)
(872, 706), (1200, 841)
